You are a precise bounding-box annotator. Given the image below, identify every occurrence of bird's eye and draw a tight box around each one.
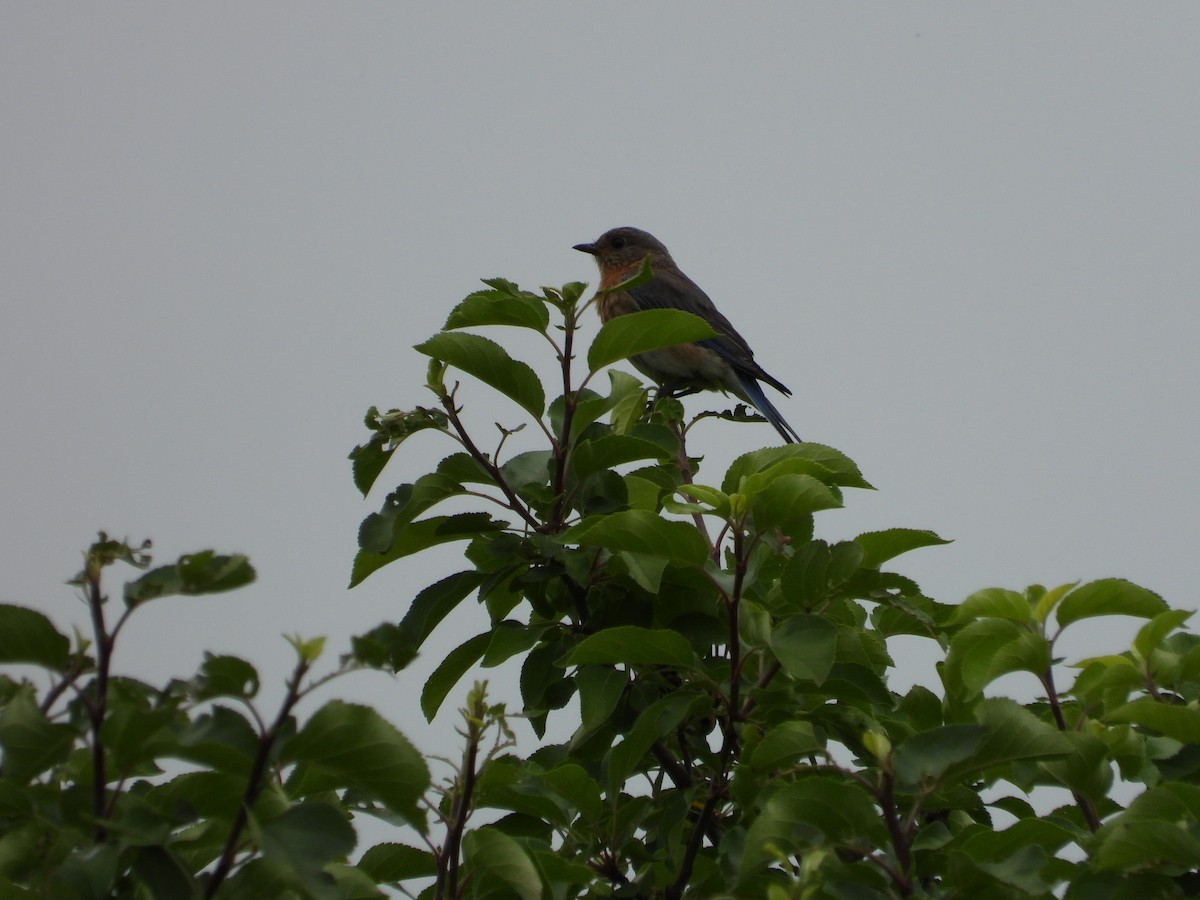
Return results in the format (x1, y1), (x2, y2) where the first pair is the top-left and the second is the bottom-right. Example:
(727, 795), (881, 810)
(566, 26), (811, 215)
(610, 235), (627, 250)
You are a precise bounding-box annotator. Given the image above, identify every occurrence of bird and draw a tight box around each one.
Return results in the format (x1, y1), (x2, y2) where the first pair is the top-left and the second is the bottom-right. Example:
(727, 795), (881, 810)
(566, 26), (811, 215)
(573, 226), (800, 443)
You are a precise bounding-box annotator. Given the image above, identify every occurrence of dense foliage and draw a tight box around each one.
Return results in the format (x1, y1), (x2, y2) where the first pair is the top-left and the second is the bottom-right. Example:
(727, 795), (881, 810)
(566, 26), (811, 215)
(1, 275), (1197, 897)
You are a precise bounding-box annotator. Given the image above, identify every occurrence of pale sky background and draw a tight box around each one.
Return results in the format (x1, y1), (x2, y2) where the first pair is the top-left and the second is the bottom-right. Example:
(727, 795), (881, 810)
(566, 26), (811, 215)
(3, 3), (1199, 787)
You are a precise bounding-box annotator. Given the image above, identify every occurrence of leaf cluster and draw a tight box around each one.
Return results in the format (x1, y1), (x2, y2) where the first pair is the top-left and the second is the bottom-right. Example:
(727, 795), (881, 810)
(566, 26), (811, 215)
(3, 275), (1197, 899)
(338, 279), (1200, 898)
(0, 536), (426, 898)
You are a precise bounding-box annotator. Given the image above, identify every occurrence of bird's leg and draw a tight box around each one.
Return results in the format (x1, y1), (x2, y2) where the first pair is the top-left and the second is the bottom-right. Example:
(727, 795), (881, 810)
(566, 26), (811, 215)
(644, 381), (701, 418)
(656, 381), (701, 400)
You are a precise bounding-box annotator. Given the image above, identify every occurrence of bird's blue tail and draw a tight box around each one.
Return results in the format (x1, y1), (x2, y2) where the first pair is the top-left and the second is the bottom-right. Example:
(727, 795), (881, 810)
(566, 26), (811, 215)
(736, 374), (801, 444)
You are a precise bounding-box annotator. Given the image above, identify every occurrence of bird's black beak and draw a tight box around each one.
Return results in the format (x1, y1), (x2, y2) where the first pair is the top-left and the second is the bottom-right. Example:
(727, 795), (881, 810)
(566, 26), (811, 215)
(573, 242), (598, 255)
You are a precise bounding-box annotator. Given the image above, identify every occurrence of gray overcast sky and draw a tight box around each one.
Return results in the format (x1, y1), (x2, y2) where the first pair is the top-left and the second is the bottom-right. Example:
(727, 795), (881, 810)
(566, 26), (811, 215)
(3, 5), (1199, 757)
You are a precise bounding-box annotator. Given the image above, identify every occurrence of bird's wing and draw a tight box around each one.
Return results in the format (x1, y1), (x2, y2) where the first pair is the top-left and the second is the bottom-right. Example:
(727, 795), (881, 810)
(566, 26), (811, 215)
(628, 268), (792, 396)
(733, 372), (801, 443)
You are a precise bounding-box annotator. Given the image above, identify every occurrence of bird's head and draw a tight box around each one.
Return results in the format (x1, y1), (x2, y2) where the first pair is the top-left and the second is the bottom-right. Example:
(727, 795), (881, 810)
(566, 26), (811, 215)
(573, 226), (671, 272)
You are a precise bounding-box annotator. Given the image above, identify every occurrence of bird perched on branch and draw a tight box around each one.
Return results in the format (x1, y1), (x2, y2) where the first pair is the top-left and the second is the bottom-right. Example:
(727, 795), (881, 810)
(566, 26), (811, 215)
(574, 226), (800, 443)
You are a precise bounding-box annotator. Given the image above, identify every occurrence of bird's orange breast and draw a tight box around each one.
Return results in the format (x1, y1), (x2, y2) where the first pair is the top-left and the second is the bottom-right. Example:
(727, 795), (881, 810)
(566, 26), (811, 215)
(597, 258), (646, 291)
(595, 258), (649, 324)
(596, 290), (641, 323)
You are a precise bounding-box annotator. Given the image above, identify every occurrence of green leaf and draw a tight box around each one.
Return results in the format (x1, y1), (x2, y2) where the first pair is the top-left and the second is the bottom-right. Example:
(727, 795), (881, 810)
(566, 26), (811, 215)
(772, 614), (838, 685)
(910, 821), (954, 852)
(607, 691), (709, 794)
(1033, 581), (1078, 624)
(1134, 609), (1194, 661)
(0, 688), (75, 784)
(1056, 578), (1167, 627)
(48, 844), (120, 899)
(350, 513), (505, 587)
(350, 406), (450, 496)
(69, 533), (153, 586)
(571, 434), (673, 481)
(946, 699), (1073, 780)
(0, 605), (70, 670)
(580, 376), (645, 436)
(961, 818), (1075, 862)
(1107, 698), (1200, 743)
(325, 863), (382, 898)
(898, 684), (944, 733)
(500, 450), (551, 492)
(820, 663), (892, 710)
(1091, 785), (1200, 871)
(541, 763), (604, 823)
(892, 725), (987, 788)
(779, 541), (860, 610)
(1038, 732), (1113, 802)
(739, 778), (887, 880)
(352, 571), (485, 671)
(519, 643), (568, 734)
(944, 619), (1051, 696)
(853, 528), (951, 569)
(0, 823), (42, 883)
(217, 858), (305, 898)
(284, 700), (429, 828)
(437, 452), (493, 484)
(560, 510), (708, 566)
(291, 634), (326, 665)
(349, 436), (393, 498)
(128, 846), (195, 900)
(414, 332), (545, 418)
(358, 474), (469, 554)
(749, 721), (823, 772)
(445, 287), (550, 332)
(618, 551), (669, 594)
(608, 380), (650, 435)
(676, 484), (731, 516)
(752, 474), (840, 538)
(1095, 820), (1200, 872)
(565, 626), (696, 669)
(145, 770), (246, 819)
(260, 802), (356, 874)
(950, 588), (1033, 624)
(482, 621), (544, 668)
(624, 473), (664, 512)
(528, 850), (595, 892)
(474, 761), (575, 829)
(100, 702), (180, 773)
(574, 665), (627, 738)
(965, 844), (1056, 894)
(357, 842), (437, 882)
(124, 552), (255, 606)
(1123, 781), (1200, 820)
(176, 706), (259, 775)
(420, 632), (491, 721)
(191, 653), (260, 700)
(739, 458), (833, 499)
(722, 443), (872, 494)
(586, 308), (719, 372)
(461, 828), (542, 900)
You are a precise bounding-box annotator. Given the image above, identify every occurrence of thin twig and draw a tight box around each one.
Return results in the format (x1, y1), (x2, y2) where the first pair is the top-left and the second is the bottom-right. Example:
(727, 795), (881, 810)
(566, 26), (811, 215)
(435, 691), (486, 900)
(667, 526), (748, 898)
(1041, 667), (1101, 832)
(39, 658), (86, 715)
(204, 656), (310, 897)
(83, 568), (111, 842)
(548, 303), (580, 534)
(669, 419), (716, 559)
(440, 396), (540, 531)
(878, 770), (914, 895)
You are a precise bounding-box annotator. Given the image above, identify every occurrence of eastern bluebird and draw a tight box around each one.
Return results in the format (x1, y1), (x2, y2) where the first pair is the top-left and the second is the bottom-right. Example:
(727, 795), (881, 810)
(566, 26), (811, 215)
(574, 226), (800, 443)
